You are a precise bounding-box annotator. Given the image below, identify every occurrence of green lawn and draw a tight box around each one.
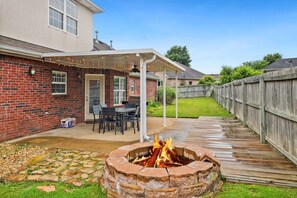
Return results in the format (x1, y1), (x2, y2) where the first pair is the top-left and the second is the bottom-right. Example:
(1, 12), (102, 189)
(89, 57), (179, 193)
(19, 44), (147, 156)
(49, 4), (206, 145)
(0, 181), (106, 198)
(1, 181), (296, 198)
(148, 97), (232, 118)
(216, 182), (297, 198)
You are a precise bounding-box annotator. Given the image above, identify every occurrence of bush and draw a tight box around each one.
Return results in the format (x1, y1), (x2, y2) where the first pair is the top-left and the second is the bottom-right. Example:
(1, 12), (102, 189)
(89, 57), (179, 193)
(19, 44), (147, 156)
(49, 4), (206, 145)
(157, 86), (176, 105)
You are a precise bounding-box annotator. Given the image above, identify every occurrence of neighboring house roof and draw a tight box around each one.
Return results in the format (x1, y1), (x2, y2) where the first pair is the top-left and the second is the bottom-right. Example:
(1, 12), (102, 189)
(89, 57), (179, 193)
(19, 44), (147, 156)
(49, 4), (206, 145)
(93, 39), (114, 51)
(264, 58), (297, 71)
(207, 74), (220, 80)
(166, 62), (204, 80)
(129, 72), (159, 81)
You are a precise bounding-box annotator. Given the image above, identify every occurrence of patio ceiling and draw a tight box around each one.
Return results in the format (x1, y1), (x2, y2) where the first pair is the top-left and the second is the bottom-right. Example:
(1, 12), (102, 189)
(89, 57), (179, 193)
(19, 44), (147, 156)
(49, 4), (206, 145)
(41, 48), (185, 73)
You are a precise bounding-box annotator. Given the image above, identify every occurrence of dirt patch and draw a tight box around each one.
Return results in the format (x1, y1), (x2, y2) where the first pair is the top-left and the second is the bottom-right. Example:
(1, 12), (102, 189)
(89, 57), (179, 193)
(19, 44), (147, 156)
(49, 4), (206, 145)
(16, 136), (137, 154)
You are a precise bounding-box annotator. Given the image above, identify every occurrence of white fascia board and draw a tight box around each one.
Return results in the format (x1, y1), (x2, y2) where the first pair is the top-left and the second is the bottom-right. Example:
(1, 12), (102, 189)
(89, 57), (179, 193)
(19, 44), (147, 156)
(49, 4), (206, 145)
(42, 48), (186, 72)
(77, 0), (103, 13)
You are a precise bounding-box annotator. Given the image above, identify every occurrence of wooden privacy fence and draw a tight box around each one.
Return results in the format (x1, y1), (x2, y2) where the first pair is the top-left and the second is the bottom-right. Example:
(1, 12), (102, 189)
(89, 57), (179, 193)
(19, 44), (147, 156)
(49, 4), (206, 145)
(213, 67), (297, 165)
(178, 85), (213, 98)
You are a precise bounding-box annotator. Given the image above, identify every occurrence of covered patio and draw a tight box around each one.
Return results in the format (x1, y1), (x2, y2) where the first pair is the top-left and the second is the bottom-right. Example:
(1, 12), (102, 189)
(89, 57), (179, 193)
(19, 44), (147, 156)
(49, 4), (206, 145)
(42, 49), (185, 142)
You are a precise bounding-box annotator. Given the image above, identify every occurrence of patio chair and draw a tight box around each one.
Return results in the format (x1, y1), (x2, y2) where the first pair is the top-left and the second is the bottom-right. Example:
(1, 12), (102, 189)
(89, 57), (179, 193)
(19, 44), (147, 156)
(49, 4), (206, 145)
(124, 103), (137, 116)
(101, 107), (118, 135)
(124, 106), (140, 134)
(92, 105), (105, 133)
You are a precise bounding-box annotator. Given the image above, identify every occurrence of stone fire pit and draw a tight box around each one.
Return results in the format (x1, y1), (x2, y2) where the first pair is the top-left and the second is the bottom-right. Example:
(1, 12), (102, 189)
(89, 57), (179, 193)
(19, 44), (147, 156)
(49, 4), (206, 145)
(101, 142), (222, 198)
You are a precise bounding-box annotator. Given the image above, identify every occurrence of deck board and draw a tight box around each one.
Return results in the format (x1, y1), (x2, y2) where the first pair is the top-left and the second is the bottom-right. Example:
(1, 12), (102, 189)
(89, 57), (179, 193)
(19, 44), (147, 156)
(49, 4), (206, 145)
(184, 116), (297, 187)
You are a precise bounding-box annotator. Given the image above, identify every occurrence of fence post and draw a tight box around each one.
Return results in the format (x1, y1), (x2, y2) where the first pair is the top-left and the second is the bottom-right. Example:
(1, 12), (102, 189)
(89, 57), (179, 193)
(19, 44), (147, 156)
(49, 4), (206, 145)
(260, 77), (266, 144)
(228, 84), (231, 112)
(241, 80), (247, 127)
(232, 82), (236, 115)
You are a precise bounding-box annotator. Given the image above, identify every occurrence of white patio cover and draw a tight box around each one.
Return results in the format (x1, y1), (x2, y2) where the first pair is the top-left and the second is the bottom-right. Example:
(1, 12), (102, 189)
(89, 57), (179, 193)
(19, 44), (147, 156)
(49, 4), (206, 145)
(42, 48), (185, 142)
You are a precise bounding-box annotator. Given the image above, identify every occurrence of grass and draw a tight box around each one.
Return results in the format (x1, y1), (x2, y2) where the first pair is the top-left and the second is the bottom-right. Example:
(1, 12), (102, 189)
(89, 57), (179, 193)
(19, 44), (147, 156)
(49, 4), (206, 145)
(0, 181), (106, 198)
(1, 181), (296, 198)
(147, 97), (232, 118)
(216, 182), (297, 198)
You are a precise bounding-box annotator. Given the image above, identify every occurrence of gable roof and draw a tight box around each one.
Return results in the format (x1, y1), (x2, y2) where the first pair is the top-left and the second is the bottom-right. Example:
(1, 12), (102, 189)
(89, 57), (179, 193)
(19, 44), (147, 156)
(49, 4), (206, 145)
(166, 62), (204, 79)
(93, 39), (114, 51)
(264, 58), (297, 71)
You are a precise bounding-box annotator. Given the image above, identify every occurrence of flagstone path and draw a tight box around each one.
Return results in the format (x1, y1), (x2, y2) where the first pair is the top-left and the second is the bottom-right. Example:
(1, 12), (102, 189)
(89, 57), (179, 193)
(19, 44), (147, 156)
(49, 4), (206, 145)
(4, 148), (105, 186)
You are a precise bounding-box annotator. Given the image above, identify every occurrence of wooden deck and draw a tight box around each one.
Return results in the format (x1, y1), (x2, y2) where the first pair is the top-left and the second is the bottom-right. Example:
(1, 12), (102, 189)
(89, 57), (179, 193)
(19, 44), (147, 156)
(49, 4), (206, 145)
(184, 117), (297, 187)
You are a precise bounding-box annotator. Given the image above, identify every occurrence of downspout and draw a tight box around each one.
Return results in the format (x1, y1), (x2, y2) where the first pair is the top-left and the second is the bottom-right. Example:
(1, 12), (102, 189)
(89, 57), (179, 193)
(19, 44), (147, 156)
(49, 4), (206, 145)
(163, 69), (167, 127)
(139, 54), (156, 142)
(175, 71), (178, 118)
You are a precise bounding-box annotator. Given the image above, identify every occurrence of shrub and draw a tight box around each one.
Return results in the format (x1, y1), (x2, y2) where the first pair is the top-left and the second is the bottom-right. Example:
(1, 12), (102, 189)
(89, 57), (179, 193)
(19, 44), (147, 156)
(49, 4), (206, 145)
(157, 86), (176, 105)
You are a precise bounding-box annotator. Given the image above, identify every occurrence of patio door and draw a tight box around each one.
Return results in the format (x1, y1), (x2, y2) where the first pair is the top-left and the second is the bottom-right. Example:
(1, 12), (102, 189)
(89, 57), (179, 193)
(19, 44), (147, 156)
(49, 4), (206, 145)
(85, 74), (105, 121)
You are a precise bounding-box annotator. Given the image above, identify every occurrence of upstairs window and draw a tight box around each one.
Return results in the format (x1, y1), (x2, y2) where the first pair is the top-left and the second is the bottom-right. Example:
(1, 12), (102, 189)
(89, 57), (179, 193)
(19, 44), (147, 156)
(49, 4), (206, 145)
(113, 77), (126, 105)
(49, 0), (78, 35)
(52, 71), (67, 95)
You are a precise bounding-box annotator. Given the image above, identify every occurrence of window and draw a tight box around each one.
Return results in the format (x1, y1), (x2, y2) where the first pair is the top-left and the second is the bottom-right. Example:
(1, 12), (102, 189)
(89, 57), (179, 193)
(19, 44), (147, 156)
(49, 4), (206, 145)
(49, 0), (78, 35)
(113, 77), (126, 105)
(52, 71), (67, 95)
(189, 81), (192, 85)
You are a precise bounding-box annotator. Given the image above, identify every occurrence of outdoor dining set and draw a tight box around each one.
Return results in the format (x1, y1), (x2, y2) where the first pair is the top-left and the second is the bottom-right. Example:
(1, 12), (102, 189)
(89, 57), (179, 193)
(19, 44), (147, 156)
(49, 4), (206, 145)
(92, 103), (140, 135)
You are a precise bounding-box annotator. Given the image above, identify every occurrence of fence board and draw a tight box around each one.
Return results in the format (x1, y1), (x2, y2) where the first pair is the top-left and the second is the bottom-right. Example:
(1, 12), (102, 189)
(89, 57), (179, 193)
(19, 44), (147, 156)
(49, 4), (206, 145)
(177, 85), (213, 98)
(213, 67), (297, 165)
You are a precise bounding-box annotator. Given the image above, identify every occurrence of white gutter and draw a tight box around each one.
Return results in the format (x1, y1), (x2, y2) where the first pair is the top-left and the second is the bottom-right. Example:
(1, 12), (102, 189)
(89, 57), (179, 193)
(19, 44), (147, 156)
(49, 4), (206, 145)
(140, 55), (156, 142)
(77, 0), (103, 13)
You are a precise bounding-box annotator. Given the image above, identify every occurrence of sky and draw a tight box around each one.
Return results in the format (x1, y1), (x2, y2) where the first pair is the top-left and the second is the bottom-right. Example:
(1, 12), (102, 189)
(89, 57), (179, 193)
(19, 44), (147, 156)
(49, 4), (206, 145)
(92, 0), (297, 74)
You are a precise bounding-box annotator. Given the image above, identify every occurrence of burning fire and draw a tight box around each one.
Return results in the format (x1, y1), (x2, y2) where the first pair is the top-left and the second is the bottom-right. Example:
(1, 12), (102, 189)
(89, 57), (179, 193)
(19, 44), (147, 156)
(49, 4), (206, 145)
(132, 134), (184, 168)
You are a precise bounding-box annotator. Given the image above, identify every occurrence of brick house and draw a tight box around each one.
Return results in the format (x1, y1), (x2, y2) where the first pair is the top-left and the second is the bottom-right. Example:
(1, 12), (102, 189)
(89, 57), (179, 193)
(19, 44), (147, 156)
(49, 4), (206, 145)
(156, 62), (204, 87)
(0, 0), (183, 142)
(128, 72), (159, 102)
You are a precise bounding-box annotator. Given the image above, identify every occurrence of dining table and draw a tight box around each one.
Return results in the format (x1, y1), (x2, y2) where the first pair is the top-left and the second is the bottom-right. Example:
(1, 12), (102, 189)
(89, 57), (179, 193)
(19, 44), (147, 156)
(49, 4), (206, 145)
(115, 107), (136, 134)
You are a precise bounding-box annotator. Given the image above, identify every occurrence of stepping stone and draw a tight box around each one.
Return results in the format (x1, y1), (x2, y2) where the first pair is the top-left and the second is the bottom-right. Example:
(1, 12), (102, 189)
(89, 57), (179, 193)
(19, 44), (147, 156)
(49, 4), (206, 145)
(90, 152), (99, 158)
(93, 170), (103, 178)
(27, 175), (41, 181)
(80, 168), (96, 174)
(36, 185), (56, 193)
(40, 174), (59, 182)
(81, 173), (88, 179)
(31, 170), (45, 175)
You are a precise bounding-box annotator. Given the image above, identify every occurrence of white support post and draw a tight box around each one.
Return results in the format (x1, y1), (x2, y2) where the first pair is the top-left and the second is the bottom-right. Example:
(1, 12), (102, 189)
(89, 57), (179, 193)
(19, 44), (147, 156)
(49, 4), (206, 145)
(139, 58), (144, 142)
(175, 71), (178, 118)
(139, 55), (156, 142)
(163, 70), (167, 127)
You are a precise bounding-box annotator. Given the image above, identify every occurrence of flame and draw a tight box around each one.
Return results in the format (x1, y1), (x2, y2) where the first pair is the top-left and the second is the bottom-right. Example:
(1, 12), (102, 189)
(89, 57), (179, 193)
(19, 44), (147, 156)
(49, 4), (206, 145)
(132, 134), (182, 168)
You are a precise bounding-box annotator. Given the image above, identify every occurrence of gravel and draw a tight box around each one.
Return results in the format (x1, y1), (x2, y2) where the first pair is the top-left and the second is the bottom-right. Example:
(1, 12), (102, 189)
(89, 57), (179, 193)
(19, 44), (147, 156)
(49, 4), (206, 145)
(0, 143), (46, 179)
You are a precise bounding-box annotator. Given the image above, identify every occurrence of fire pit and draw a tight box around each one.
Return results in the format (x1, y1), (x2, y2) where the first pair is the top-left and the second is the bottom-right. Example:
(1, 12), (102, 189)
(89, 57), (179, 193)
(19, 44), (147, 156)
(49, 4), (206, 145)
(101, 135), (222, 197)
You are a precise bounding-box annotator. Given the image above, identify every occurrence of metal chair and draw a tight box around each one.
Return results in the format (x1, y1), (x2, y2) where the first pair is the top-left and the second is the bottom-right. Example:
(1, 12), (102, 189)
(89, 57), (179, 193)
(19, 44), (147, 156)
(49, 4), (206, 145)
(125, 106), (140, 134)
(101, 107), (118, 135)
(92, 105), (104, 133)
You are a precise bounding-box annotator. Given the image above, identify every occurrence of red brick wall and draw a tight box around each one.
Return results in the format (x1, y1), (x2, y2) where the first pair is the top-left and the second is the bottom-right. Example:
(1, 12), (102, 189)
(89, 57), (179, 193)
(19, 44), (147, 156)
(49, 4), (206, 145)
(128, 76), (157, 101)
(0, 55), (127, 142)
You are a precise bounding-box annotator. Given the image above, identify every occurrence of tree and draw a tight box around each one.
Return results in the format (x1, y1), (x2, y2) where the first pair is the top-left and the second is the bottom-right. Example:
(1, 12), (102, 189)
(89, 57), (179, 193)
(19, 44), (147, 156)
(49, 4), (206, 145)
(198, 75), (216, 85)
(219, 66), (234, 84)
(165, 45), (192, 67)
(263, 53), (282, 65)
(242, 60), (269, 70)
(157, 86), (176, 105)
(232, 66), (262, 80)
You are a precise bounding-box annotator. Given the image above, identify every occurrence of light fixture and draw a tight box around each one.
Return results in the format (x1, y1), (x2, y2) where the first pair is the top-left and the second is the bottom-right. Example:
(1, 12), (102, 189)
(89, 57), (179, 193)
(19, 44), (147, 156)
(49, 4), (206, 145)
(77, 72), (81, 79)
(29, 66), (36, 76)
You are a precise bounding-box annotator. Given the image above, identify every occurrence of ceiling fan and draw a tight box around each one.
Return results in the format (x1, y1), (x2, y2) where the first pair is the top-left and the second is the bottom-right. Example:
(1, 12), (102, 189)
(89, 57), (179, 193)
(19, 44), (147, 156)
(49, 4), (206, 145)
(131, 64), (140, 73)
